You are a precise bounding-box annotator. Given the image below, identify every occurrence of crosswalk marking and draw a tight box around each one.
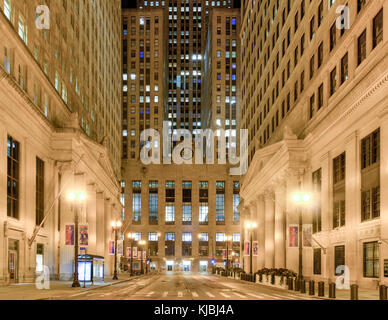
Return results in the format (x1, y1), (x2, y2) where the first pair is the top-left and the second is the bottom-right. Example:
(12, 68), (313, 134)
(271, 294), (296, 300)
(178, 291), (183, 297)
(260, 293), (281, 300)
(220, 292), (231, 298)
(233, 292), (247, 299)
(163, 292), (168, 297)
(246, 293), (265, 299)
(146, 292), (155, 297)
(206, 292), (215, 298)
(192, 292), (199, 297)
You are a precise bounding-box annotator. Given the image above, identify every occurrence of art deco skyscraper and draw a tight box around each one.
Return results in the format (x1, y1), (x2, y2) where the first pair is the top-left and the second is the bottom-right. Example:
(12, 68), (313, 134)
(121, 1), (242, 273)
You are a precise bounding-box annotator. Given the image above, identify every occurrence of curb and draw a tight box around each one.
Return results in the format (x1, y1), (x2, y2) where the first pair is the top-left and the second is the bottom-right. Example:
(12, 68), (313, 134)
(37, 275), (146, 300)
(214, 273), (330, 300)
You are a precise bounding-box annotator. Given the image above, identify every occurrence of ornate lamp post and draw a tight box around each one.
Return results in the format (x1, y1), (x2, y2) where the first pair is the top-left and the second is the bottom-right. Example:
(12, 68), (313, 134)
(68, 191), (86, 288)
(245, 221), (257, 275)
(128, 232), (134, 276)
(111, 220), (122, 280)
(292, 191), (312, 281)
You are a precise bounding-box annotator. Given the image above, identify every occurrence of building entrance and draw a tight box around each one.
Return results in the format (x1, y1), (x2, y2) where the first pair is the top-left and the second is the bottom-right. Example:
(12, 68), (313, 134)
(8, 239), (19, 283)
(200, 261), (208, 272)
(183, 260), (191, 272)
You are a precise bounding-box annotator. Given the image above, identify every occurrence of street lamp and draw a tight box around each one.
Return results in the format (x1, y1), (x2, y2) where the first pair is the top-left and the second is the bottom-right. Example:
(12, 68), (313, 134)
(111, 220), (122, 280)
(245, 221), (257, 275)
(139, 240), (146, 274)
(128, 232), (135, 276)
(68, 191), (87, 288)
(292, 191), (312, 281)
(225, 235), (232, 274)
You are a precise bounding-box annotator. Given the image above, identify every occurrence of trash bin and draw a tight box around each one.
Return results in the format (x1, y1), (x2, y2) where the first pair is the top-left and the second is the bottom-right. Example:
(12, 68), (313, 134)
(329, 283), (336, 299)
(350, 284), (358, 300)
(288, 277), (294, 290)
(308, 280), (315, 296)
(318, 281), (325, 297)
(379, 285), (387, 300)
(294, 278), (300, 291)
(300, 279), (306, 294)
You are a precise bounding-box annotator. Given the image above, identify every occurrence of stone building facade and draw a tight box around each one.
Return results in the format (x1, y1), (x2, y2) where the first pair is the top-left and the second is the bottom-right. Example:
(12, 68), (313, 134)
(239, 0), (388, 289)
(0, 0), (122, 285)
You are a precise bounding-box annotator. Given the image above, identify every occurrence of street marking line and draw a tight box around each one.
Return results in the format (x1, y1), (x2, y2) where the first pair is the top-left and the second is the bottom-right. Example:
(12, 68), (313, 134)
(178, 291), (183, 297)
(260, 293), (281, 300)
(246, 293), (265, 299)
(163, 292), (168, 297)
(233, 292), (247, 299)
(206, 292), (215, 298)
(192, 292), (199, 297)
(69, 291), (89, 297)
(146, 291), (155, 297)
(220, 292), (231, 298)
(271, 294), (297, 300)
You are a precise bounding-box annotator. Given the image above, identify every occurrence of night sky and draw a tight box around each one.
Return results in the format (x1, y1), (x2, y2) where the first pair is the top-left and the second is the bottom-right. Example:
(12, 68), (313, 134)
(122, 0), (241, 9)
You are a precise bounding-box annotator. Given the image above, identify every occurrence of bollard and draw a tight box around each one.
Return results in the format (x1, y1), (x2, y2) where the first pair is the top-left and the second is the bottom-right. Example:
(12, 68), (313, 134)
(350, 284), (358, 300)
(318, 281), (325, 297)
(288, 278), (294, 290)
(254, 273), (257, 282)
(379, 285), (387, 300)
(300, 279), (306, 294)
(329, 283), (336, 299)
(309, 280), (315, 296)
(294, 278), (300, 291)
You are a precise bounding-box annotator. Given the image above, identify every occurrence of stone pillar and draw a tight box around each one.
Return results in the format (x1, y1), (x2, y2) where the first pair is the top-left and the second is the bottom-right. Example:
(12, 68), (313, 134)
(320, 152), (331, 282)
(249, 202), (258, 273)
(240, 205), (249, 273)
(58, 168), (75, 280)
(0, 126), (7, 283)
(264, 191), (275, 268)
(104, 199), (112, 276)
(96, 192), (105, 257)
(379, 107), (388, 285)
(256, 195), (265, 270)
(86, 184), (97, 254)
(274, 181), (286, 268)
(345, 131), (360, 285)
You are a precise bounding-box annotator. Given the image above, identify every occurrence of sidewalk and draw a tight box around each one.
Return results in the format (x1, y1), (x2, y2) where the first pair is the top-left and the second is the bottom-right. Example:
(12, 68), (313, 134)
(217, 273), (381, 300)
(0, 273), (138, 300)
(323, 287), (379, 300)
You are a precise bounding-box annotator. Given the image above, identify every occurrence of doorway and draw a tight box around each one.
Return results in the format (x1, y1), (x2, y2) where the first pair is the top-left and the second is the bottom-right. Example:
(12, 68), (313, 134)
(200, 261), (208, 272)
(166, 260), (174, 271)
(8, 239), (19, 283)
(183, 260), (191, 272)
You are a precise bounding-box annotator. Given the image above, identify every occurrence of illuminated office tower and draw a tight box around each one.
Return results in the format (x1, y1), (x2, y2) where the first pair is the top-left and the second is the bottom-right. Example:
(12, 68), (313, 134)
(239, 0), (388, 289)
(0, 0), (122, 284)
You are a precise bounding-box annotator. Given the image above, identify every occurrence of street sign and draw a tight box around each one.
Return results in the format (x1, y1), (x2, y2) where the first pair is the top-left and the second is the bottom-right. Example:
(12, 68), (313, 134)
(210, 259), (216, 265)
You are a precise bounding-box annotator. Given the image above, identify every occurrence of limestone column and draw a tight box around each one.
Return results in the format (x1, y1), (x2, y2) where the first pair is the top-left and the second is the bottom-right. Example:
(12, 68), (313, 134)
(256, 195), (265, 270)
(86, 184), (97, 254)
(379, 107), (388, 285)
(104, 198), (112, 276)
(264, 191), (275, 268)
(249, 202), (258, 273)
(274, 181), (286, 268)
(96, 192), (105, 257)
(240, 205), (249, 273)
(320, 152), (331, 282)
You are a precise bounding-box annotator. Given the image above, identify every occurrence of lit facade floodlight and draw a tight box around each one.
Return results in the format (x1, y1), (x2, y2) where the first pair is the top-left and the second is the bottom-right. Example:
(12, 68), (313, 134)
(68, 191), (86, 202)
(68, 192), (76, 201)
(292, 192), (312, 204)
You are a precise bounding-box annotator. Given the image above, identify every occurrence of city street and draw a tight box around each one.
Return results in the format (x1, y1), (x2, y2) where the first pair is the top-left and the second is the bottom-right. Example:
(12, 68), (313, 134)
(53, 273), (319, 301)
